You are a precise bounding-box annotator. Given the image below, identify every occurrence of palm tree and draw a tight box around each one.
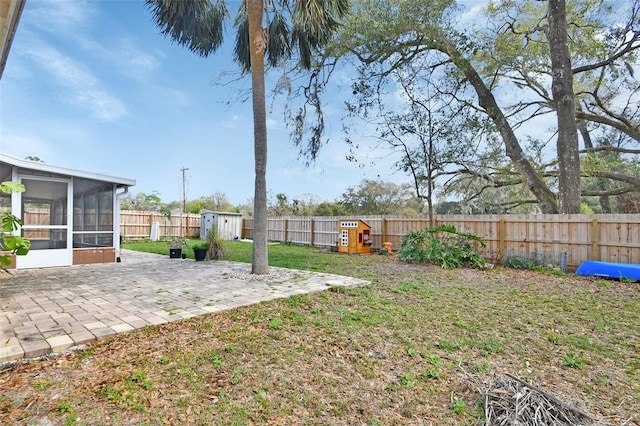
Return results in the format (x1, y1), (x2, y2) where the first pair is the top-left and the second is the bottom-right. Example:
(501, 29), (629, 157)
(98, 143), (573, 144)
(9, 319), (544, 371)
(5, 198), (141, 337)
(145, 0), (349, 274)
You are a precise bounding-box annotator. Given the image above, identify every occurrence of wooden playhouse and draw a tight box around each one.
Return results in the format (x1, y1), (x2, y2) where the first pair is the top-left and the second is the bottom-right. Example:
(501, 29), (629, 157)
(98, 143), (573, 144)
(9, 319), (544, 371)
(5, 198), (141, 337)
(337, 219), (372, 254)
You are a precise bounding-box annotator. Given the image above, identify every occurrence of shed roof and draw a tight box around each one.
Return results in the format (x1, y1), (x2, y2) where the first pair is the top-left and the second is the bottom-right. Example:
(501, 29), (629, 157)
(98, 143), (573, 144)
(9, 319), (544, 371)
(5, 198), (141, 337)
(201, 211), (243, 216)
(0, 153), (136, 187)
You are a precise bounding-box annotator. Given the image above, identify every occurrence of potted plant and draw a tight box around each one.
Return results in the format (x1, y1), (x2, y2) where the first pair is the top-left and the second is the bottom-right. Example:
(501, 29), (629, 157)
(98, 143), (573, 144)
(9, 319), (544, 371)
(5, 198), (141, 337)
(168, 236), (187, 259)
(191, 241), (209, 261)
(1, 181), (31, 272)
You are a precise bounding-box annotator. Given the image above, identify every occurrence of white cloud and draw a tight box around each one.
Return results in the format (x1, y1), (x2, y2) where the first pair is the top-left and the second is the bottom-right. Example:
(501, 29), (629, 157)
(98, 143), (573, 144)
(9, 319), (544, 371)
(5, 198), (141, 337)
(70, 35), (162, 82)
(223, 114), (243, 128)
(27, 0), (93, 35)
(27, 44), (127, 121)
(30, 2), (162, 83)
(266, 118), (281, 129)
(165, 89), (191, 108)
(116, 40), (161, 77)
(0, 134), (54, 161)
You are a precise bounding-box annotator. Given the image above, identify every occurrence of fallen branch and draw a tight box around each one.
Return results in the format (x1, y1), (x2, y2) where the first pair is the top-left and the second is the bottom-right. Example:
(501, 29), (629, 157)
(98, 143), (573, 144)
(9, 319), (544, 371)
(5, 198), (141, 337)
(481, 374), (613, 426)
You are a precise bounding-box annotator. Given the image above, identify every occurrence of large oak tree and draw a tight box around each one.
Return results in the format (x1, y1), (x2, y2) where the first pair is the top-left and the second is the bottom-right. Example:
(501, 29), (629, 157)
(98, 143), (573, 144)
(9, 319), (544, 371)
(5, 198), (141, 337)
(291, 0), (640, 214)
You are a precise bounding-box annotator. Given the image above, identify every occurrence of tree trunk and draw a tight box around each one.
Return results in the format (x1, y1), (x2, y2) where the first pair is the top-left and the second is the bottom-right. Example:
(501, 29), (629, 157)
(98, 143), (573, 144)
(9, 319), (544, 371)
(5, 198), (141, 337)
(427, 109), (435, 228)
(441, 43), (559, 213)
(578, 119), (611, 213)
(248, 0), (269, 274)
(548, 0), (581, 214)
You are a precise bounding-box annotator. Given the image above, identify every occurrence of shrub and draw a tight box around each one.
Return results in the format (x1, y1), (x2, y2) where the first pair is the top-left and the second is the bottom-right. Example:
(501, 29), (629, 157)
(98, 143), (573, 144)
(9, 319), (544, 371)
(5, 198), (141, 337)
(206, 227), (227, 260)
(191, 242), (210, 251)
(398, 225), (486, 269)
(1, 181), (31, 272)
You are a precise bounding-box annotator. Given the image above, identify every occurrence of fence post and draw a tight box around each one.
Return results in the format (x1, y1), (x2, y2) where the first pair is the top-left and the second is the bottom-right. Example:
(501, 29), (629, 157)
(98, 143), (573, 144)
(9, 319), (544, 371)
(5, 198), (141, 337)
(283, 218), (288, 243)
(499, 216), (506, 265)
(310, 218), (315, 247)
(148, 213), (154, 238)
(592, 217), (600, 261)
(221, 213), (640, 268)
(382, 217), (387, 244)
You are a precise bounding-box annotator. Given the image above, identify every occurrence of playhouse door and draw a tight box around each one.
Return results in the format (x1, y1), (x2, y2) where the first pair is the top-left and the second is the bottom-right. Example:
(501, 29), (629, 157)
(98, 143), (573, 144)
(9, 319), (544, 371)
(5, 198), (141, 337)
(16, 178), (72, 269)
(339, 228), (358, 253)
(347, 229), (358, 253)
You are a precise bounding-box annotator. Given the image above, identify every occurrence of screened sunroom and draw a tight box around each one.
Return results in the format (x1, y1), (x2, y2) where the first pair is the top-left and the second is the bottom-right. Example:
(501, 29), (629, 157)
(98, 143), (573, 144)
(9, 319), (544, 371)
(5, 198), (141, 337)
(0, 154), (135, 269)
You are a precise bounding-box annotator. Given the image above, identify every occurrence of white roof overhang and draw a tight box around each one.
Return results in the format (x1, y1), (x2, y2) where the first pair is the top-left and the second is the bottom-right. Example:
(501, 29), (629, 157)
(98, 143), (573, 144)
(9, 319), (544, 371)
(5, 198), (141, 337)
(0, 153), (136, 188)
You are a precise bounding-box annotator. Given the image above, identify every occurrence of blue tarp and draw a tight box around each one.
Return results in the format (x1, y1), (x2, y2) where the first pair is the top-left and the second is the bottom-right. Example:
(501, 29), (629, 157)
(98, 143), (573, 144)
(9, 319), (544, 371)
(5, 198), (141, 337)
(575, 260), (640, 281)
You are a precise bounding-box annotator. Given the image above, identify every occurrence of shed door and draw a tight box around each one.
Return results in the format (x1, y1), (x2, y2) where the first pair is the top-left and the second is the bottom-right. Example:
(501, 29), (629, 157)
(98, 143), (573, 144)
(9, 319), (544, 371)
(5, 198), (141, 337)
(16, 178), (72, 269)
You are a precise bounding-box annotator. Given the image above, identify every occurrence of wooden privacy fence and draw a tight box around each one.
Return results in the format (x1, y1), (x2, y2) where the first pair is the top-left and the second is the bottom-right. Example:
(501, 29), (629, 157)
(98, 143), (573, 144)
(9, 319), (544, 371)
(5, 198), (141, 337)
(120, 211), (201, 239)
(242, 214), (640, 270)
(118, 211), (640, 269)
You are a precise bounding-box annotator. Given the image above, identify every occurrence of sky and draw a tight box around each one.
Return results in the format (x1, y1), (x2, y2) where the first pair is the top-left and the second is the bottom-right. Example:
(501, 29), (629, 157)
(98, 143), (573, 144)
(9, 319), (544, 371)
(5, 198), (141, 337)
(0, 0), (389, 206)
(0, 0), (488, 207)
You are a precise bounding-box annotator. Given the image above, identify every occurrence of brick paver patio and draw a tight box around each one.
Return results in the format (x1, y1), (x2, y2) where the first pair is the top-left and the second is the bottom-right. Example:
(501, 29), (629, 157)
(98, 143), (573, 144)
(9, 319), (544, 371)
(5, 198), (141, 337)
(0, 250), (368, 364)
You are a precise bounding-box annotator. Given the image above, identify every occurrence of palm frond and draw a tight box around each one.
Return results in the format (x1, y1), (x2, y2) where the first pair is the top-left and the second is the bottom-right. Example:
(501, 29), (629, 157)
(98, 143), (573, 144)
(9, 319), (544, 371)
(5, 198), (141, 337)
(233, 1), (251, 73)
(293, 28), (313, 69)
(267, 12), (292, 67)
(231, 0), (350, 71)
(145, 0), (229, 57)
(291, 0), (349, 69)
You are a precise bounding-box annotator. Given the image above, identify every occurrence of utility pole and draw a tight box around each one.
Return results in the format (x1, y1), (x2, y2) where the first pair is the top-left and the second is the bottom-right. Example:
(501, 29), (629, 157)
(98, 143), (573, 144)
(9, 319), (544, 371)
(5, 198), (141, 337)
(181, 167), (189, 237)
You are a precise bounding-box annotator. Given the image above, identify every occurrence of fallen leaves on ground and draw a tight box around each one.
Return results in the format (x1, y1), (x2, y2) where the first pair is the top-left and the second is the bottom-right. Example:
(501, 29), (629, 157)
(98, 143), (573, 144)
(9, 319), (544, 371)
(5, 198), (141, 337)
(1, 256), (639, 425)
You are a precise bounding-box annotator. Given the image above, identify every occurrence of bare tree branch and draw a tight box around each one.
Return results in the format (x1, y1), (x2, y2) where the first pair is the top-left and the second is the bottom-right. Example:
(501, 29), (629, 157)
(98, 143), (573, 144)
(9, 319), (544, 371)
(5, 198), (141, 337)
(575, 110), (640, 142)
(582, 186), (638, 196)
(579, 146), (640, 155)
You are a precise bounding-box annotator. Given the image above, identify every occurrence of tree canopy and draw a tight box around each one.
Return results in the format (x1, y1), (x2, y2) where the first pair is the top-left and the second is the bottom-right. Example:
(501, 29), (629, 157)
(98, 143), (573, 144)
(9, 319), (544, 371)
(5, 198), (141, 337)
(287, 0), (640, 214)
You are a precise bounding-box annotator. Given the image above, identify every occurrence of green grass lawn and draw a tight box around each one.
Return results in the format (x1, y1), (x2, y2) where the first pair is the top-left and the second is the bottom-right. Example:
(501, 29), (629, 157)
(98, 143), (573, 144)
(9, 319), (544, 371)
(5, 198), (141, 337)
(123, 239), (342, 271)
(2, 241), (639, 425)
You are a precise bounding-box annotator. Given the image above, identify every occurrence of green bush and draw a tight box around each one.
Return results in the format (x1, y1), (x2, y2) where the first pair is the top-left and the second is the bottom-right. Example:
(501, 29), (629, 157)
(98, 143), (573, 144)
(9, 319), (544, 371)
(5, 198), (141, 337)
(206, 227), (227, 260)
(1, 181), (31, 272)
(504, 256), (534, 269)
(191, 242), (210, 251)
(398, 225), (486, 269)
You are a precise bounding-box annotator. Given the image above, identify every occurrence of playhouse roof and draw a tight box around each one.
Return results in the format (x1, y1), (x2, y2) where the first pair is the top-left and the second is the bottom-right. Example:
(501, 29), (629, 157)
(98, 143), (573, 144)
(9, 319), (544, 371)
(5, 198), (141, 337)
(0, 153), (136, 187)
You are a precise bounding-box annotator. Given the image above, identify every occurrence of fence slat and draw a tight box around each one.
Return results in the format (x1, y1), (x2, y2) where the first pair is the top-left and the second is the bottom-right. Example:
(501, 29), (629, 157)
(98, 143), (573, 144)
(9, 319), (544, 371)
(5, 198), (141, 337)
(119, 211), (201, 239)
(116, 211), (640, 269)
(241, 214), (640, 269)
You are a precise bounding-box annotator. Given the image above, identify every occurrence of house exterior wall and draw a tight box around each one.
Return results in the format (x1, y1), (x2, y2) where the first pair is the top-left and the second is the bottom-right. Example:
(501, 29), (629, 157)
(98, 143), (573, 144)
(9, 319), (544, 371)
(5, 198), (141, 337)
(73, 248), (116, 265)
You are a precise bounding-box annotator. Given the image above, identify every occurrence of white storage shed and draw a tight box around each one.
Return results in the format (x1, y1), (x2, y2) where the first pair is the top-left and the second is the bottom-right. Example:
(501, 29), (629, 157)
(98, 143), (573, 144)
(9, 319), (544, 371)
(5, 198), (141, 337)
(200, 211), (243, 241)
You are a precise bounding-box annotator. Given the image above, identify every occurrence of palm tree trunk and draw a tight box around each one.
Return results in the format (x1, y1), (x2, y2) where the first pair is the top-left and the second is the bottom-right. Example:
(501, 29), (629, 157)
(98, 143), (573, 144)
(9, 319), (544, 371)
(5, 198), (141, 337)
(247, 0), (269, 274)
